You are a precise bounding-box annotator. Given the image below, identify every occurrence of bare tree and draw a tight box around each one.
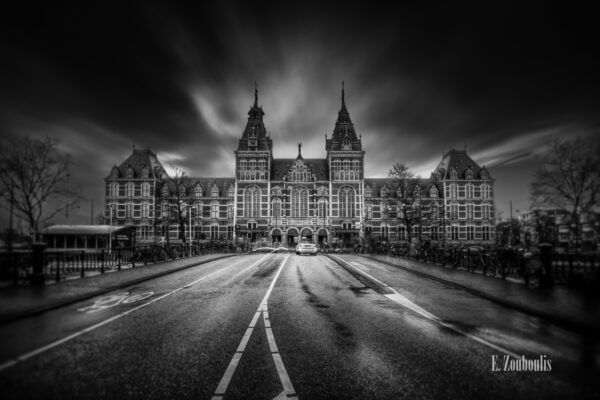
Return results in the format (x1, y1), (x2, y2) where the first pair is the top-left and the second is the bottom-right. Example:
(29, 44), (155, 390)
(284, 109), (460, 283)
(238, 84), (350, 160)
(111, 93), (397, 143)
(0, 135), (80, 240)
(165, 168), (191, 243)
(531, 137), (600, 246)
(388, 162), (423, 242)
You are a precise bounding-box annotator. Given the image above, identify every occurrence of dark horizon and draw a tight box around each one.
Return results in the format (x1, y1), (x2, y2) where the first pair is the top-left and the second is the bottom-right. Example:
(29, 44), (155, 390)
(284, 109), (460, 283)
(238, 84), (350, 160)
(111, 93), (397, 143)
(2, 1), (599, 228)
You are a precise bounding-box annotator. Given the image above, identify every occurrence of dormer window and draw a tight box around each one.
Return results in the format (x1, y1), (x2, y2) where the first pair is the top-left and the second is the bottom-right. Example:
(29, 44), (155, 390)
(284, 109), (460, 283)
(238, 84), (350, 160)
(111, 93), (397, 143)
(126, 167), (134, 179)
(465, 169), (473, 180)
(481, 169), (488, 179)
(342, 138), (351, 150)
(179, 185), (186, 196)
(365, 186), (373, 198)
(111, 166), (119, 178)
(211, 185), (219, 197)
(429, 187), (438, 198)
(162, 185), (170, 197)
(195, 185), (203, 198)
(450, 169), (458, 180)
(380, 186), (388, 197)
(141, 167), (150, 179)
(228, 185), (235, 197)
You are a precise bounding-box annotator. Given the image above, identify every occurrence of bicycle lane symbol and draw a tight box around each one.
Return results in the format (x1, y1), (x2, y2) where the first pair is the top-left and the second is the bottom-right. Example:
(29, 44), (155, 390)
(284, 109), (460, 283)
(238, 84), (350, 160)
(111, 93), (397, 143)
(77, 291), (154, 313)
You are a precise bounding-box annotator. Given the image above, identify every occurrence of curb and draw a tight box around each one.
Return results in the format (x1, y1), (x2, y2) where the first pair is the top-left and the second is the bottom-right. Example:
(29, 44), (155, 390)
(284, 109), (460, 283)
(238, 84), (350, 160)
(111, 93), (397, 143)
(0, 254), (236, 325)
(328, 254), (598, 337)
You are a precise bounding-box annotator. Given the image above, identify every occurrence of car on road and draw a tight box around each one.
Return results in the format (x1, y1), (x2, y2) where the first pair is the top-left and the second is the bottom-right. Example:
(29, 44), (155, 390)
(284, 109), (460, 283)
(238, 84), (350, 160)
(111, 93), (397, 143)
(296, 242), (318, 256)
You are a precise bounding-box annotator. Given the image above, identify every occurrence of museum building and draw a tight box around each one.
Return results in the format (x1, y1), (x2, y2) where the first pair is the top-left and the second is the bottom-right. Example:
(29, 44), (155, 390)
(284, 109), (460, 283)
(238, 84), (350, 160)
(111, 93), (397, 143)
(104, 86), (496, 246)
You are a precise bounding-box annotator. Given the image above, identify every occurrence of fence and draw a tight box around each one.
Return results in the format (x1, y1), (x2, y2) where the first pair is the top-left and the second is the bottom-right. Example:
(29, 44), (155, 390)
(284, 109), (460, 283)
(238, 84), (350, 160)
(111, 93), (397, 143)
(368, 243), (599, 286)
(0, 241), (240, 286)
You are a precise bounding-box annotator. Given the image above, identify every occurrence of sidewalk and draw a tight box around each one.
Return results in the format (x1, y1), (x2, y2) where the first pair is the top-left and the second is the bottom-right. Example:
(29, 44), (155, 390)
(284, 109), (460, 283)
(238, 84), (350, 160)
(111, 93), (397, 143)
(357, 254), (600, 336)
(0, 253), (234, 324)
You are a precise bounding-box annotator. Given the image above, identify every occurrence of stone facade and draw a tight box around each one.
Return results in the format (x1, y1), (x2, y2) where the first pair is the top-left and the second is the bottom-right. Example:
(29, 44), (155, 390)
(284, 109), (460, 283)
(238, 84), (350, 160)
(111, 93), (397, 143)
(104, 85), (495, 246)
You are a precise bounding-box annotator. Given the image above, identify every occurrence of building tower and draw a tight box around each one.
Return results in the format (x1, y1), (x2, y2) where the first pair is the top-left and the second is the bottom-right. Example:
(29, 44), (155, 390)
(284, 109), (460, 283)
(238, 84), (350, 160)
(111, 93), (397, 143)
(326, 82), (365, 245)
(234, 83), (273, 242)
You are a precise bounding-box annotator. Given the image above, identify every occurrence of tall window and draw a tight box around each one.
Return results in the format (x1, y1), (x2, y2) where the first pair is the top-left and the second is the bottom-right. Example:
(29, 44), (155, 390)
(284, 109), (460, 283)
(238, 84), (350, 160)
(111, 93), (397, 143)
(126, 182), (135, 197)
(317, 199), (328, 218)
(451, 226), (459, 240)
(482, 226), (491, 240)
(292, 187), (309, 217)
(365, 202), (373, 219)
(467, 226), (474, 240)
(272, 199), (282, 218)
(210, 202), (219, 218)
(482, 184), (491, 199)
(109, 183), (118, 197)
(449, 183), (458, 198)
(244, 186), (260, 217)
(141, 183), (151, 197)
(227, 203), (234, 219)
(339, 187), (355, 218)
(466, 203), (474, 219)
(466, 184), (473, 198)
(482, 204), (490, 219)
(450, 203), (458, 219)
(398, 226), (406, 240)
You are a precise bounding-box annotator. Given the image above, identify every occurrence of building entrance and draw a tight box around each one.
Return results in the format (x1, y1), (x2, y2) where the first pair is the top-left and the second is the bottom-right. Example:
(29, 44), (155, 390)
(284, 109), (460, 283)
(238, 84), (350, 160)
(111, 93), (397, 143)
(287, 228), (298, 246)
(317, 229), (328, 244)
(271, 229), (282, 246)
(301, 228), (313, 242)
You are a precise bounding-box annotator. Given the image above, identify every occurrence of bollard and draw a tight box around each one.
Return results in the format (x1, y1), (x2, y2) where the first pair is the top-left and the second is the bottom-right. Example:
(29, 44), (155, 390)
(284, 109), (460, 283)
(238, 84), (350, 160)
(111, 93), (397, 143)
(101, 249), (105, 274)
(118, 249), (121, 270)
(539, 242), (553, 287)
(31, 243), (46, 285)
(80, 251), (85, 278)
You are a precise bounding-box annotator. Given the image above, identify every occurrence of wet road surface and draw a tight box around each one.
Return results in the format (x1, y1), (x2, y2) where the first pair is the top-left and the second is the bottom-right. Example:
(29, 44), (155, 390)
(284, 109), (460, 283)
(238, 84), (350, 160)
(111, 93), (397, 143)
(0, 253), (598, 399)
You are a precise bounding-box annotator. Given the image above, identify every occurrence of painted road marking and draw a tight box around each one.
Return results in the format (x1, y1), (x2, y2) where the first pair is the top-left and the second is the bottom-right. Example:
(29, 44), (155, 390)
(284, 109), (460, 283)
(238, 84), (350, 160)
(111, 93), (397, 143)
(77, 291), (154, 313)
(330, 256), (520, 359)
(0, 253), (277, 372)
(211, 254), (297, 400)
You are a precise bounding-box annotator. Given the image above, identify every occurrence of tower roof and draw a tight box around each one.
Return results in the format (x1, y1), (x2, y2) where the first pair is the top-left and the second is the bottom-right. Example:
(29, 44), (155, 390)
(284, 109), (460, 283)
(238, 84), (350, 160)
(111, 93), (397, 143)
(327, 82), (362, 152)
(237, 82), (272, 152)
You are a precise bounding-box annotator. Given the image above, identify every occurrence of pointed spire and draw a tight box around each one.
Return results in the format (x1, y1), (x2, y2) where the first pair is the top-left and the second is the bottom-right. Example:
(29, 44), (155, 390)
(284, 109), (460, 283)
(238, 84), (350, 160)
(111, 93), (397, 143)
(298, 142), (302, 157)
(254, 81), (258, 108)
(341, 80), (347, 112)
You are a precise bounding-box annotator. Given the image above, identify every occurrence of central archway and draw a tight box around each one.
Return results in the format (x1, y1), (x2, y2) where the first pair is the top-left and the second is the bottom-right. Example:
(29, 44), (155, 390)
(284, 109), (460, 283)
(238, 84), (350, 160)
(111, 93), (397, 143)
(301, 228), (313, 242)
(286, 228), (299, 246)
(271, 228), (282, 246)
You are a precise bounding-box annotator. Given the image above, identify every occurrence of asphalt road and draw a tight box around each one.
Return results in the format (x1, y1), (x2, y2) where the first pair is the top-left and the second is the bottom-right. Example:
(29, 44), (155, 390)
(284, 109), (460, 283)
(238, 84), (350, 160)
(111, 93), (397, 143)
(0, 253), (597, 399)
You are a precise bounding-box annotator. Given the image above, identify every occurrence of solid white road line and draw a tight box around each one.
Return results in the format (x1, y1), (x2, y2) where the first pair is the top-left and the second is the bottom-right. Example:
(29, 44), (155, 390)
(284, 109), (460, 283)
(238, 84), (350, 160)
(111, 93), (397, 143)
(211, 254), (297, 400)
(330, 255), (520, 359)
(0, 253), (275, 373)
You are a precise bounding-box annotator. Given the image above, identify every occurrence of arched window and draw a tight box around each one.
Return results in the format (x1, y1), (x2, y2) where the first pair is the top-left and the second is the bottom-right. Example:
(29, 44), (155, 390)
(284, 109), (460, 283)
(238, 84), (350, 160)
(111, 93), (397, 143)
(228, 185), (235, 197)
(239, 159), (247, 171)
(429, 186), (438, 198)
(258, 159), (266, 171)
(126, 182), (135, 197)
(339, 187), (355, 218)
(244, 186), (260, 217)
(141, 183), (151, 197)
(249, 159), (256, 170)
(481, 169), (488, 179)
(292, 186), (309, 217)
(342, 138), (351, 150)
(211, 185), (219, 197)
(195, 185), (203, 198)
(365, 186), (373, 198)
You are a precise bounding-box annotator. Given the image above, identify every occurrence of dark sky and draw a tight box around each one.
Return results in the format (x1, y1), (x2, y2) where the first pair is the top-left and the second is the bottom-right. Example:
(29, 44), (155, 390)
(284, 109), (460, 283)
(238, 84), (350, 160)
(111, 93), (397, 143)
(1, 1), (599, 226)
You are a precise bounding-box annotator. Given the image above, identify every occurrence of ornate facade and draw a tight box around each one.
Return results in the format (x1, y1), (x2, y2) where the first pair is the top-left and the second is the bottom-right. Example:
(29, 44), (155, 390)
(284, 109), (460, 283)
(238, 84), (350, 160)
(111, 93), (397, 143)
(104, 85), (496, 246)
